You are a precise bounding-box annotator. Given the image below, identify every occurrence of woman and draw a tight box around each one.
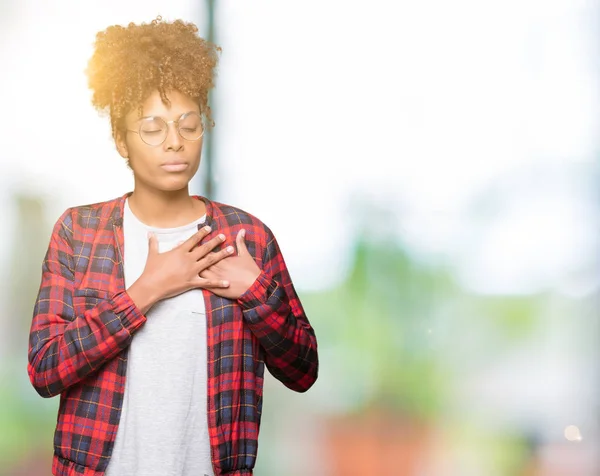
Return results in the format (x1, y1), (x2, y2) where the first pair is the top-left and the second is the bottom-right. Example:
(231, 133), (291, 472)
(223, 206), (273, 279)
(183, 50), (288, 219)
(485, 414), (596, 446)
(27, 17), (318, 476)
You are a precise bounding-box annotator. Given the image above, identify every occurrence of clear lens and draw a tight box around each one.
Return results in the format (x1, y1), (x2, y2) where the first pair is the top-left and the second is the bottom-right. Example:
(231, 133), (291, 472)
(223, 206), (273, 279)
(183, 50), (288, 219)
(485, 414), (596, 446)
(139, 117), (168, 146)
(178, 112), (204, 141)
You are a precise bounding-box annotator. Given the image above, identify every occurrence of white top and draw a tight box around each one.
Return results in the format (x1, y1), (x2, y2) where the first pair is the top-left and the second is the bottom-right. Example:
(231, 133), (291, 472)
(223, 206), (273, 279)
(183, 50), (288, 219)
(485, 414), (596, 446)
(105, 199), (214, 476)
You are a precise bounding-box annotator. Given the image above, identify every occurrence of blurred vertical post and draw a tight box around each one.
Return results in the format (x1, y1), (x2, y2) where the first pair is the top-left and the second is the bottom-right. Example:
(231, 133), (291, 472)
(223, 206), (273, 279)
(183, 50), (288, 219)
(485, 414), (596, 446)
(199, 0), (216, 199)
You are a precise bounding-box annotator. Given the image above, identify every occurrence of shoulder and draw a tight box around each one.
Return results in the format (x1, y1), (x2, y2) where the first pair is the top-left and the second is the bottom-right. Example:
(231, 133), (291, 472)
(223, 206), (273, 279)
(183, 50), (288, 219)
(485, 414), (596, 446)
(55, 195), (124, 235)
(208, 199), (276, 243)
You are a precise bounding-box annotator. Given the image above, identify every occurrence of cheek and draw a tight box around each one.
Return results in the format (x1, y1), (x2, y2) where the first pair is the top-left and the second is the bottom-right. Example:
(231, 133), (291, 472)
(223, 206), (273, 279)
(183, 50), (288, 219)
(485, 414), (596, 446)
(187, 142), (204, 167)
(190, 139), (204, 157)
(128, 153), (158, 177)
(128, 142), (159, 164)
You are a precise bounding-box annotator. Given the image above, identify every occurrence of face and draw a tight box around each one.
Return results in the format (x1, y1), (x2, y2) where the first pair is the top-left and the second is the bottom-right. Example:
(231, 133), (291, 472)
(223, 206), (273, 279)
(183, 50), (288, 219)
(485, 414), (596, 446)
(116, 89), (204, 193)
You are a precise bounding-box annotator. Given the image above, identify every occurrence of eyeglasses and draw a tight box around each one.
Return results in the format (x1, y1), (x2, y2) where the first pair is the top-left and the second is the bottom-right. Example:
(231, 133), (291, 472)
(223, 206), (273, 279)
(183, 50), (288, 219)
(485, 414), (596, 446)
(126, 111), (204, 146)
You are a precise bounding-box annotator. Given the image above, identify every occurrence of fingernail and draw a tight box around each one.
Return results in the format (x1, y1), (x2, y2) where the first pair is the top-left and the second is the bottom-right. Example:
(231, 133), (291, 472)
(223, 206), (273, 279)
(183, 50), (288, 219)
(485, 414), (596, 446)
(226, 246), (234, 253)
(223, 280), (229, 287)
(204, 226), (211, 232)
(219, 234), (225, 240)
(241, 229), (246, 237)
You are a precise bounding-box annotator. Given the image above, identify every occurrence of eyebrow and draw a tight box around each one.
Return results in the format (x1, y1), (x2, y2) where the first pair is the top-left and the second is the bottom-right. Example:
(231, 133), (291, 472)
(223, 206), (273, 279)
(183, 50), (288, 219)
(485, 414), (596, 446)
(136, 111), (200, 122)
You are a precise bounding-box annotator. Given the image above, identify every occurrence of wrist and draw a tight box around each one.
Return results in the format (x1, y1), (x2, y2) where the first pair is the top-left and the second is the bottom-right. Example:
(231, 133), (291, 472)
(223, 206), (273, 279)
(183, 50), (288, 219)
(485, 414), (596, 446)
(238, 271), (270, 306)
(127, 278), (160, 314)
(246, 269), (261, 291)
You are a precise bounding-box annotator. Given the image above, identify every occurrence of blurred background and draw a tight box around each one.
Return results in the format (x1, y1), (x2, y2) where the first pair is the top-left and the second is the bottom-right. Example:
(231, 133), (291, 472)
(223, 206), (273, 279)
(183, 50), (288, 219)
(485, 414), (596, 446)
(1, 0), (599, 474)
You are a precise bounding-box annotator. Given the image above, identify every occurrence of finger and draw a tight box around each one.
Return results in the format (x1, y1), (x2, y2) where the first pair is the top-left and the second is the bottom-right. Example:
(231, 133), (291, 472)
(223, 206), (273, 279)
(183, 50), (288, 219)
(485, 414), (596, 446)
(182, 226), (212, 251)
(193, 277), (230, 289)
(147, 232), (159, 255)
(236, 229), (248, 256)
(191, 233), (227, 260)
(196, 246), (235, 271)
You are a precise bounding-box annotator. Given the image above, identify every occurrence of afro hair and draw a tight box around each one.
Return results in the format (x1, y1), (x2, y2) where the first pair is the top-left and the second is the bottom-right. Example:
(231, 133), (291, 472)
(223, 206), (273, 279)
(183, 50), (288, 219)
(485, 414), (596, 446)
(86, 16), (220, 139)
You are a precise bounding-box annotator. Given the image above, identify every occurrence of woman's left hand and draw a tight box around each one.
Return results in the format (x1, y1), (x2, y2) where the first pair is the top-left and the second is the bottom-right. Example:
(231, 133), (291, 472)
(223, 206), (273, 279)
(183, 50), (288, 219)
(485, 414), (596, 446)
(200, 229), (261, 300)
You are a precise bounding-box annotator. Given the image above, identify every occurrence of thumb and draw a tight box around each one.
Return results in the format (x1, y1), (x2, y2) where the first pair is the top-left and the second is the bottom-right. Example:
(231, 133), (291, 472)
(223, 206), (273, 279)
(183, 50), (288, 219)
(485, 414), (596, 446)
(236, 229), (248, 256)
(147, 232), (159, 255)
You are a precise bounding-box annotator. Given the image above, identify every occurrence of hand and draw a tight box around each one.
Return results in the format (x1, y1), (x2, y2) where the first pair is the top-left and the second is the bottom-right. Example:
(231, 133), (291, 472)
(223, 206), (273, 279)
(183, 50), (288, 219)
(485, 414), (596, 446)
(200, 229), (261, 300)
(127, 226), (234, 313)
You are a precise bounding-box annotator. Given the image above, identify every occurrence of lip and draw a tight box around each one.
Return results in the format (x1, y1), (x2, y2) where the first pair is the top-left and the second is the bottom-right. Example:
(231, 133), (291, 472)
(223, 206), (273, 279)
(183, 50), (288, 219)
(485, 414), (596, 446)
(160, 162), (189, 172)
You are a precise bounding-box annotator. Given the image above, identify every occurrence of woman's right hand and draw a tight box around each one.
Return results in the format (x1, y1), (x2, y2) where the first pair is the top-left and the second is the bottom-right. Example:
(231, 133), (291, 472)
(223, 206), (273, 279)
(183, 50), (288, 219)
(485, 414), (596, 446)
(127, 226), (234, 313)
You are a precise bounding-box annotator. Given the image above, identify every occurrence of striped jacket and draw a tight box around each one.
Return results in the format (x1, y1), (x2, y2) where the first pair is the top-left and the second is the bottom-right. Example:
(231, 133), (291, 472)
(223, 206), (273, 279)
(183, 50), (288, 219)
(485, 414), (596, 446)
(27, 193), (319, 475)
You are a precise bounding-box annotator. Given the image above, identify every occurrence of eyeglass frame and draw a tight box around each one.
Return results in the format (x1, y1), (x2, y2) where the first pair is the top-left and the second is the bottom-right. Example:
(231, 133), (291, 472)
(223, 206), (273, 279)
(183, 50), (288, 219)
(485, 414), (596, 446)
(126, 111), (205, 146)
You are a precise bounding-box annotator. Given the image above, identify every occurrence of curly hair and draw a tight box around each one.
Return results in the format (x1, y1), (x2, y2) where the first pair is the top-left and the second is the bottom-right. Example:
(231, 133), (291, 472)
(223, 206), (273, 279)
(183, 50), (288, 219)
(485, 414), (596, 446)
(87, 16), (220, 139)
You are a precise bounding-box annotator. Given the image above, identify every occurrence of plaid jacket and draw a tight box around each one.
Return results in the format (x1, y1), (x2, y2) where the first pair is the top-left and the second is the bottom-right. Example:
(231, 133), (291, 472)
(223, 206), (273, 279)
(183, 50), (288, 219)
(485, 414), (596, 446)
(28, 193), (318, 476)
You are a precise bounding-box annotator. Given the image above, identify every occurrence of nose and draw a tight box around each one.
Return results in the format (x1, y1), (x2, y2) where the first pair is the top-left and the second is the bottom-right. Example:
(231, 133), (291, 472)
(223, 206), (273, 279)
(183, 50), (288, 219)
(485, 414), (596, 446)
(164, 120), (183, 151)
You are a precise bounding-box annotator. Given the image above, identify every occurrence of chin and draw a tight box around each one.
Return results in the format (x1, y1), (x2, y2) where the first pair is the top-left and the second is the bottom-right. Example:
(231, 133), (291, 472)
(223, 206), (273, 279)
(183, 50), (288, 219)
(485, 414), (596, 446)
(157, 177), (193, 192)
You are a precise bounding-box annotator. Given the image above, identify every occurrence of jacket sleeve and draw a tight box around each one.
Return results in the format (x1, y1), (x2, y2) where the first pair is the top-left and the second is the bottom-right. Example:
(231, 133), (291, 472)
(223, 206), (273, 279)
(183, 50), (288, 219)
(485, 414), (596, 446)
(237, 227), (318, 392)
(27, 210), (147, 398)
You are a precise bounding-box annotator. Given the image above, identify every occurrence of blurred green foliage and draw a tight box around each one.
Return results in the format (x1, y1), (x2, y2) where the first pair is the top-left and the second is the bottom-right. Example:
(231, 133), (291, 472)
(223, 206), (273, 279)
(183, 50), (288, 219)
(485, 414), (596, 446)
(303, 236), (454, 420)
(1, 360), (57, 471)
(303, 231), (541, 423)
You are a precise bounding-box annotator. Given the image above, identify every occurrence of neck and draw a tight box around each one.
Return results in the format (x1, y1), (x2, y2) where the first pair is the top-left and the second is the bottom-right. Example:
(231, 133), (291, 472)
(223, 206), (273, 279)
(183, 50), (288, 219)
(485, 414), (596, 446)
(127, 186), (206, 228)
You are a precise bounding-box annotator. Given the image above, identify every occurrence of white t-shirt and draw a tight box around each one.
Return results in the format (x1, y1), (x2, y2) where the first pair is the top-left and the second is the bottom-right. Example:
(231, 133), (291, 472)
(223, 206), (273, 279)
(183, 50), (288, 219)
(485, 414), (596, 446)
(105, 199), (214, 476)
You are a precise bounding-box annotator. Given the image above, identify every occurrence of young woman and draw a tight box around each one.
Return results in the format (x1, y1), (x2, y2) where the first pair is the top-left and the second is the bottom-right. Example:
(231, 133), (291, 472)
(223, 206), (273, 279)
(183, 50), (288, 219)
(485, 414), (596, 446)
(27, 17), (318, 476)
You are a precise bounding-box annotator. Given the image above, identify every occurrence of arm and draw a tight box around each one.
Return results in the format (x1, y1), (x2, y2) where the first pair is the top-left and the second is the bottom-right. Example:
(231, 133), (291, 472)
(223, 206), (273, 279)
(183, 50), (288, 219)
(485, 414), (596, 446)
(237, 228), (318, 392)
(27, 210), (147, 398)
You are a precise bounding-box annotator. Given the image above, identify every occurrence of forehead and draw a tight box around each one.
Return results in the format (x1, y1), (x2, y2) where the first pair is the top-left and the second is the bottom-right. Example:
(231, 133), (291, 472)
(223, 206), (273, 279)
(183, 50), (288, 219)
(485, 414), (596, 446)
(130, 90), (200, 121)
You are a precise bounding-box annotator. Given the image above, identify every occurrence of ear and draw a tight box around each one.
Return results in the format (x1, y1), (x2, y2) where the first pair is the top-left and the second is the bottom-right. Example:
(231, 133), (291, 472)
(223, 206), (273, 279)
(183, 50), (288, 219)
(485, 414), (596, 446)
(115, 130), (129, 159)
